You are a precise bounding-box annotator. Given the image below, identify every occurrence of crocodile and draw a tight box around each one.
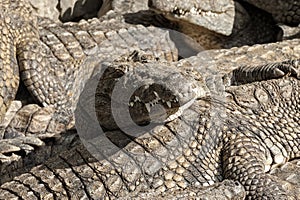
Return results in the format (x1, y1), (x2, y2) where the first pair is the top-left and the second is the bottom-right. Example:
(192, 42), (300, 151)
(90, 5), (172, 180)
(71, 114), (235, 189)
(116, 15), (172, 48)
(1, 0), (299, 199)
(99, 0), (283, 50)
(148, 0), (299, 40)
(0, 45), (299, 199)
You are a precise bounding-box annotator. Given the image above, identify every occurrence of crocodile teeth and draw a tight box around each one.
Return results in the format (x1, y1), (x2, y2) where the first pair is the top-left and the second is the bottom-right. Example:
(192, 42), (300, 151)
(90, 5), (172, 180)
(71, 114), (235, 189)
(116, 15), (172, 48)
(145, 103), (151, 113)
(190, 7), (198, 14)
(134, 96), (141, 102)
(166, 101), (172, 108)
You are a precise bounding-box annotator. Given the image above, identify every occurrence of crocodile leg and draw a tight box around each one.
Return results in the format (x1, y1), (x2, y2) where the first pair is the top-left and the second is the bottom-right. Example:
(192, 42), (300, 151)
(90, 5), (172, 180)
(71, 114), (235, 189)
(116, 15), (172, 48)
(219, 61), (300, 199)
(17, 31), (70, 115)
(0, 0), (72, 125)
(0, 21), (19, 122)
(225, 59), (300, 85)
(223, 133), (287, 199)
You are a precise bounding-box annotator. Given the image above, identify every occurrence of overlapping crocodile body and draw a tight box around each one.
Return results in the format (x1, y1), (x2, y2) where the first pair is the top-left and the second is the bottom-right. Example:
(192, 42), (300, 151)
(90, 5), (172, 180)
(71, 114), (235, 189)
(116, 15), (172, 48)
(0, 0), (299, 199)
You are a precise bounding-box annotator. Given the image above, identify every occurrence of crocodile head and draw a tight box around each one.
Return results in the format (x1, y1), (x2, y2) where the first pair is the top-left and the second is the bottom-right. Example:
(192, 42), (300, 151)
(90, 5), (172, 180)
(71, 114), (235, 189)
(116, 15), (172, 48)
(148, 0), (235, 36)
(94, 52), (209, 132)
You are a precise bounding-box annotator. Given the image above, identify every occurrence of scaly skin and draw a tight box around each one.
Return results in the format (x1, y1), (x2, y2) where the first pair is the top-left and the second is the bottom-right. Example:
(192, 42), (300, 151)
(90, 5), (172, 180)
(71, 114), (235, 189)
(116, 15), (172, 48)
(0, 0), (37, 122)
(0, 56), (299, 199)
(0, 0), (299, 199)
(97, 0), (283, 50)
(149, 0), (300, 39)
(0, 0), (73, 123)
(0, 0), (285, 166)
(148, 0), (283, 49)
(0, 23), (183, 184)
(0, 0), (183, 184)
(242, 0), (300, 26)
(0, 0), (179, 125)
(148, 0), (236, 35)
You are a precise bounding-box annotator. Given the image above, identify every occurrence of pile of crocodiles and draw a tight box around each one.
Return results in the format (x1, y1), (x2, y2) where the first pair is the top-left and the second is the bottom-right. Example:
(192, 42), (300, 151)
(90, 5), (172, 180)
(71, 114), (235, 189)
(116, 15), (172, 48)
(0, 0), (299, 199)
